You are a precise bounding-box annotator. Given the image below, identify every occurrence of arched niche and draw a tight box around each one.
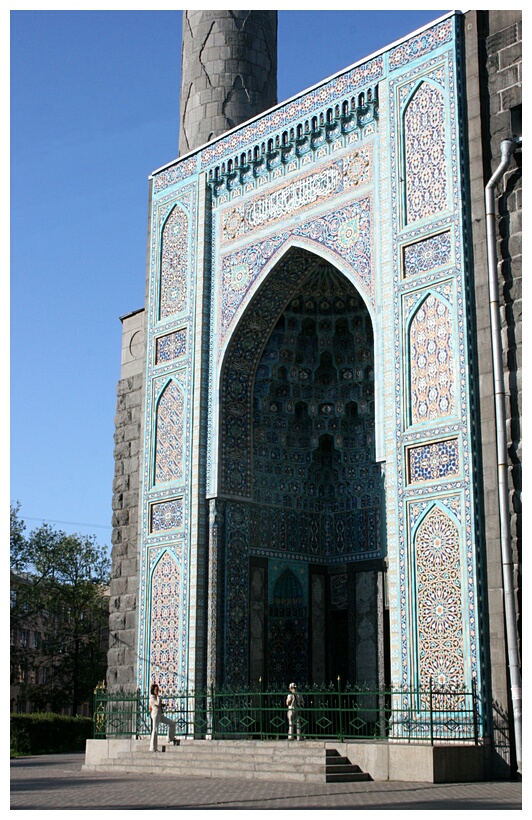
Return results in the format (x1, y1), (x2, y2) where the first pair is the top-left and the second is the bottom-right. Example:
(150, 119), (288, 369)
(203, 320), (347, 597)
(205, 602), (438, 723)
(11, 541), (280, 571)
(412, 503), (465, 691)
(402, 79), (448, 225)
(159, 205), (189, 320)
(153, 379), (184, 486)
(216, 246), (385, 688)
(149, 550), (182, 691)
(407, 291), (456, 426)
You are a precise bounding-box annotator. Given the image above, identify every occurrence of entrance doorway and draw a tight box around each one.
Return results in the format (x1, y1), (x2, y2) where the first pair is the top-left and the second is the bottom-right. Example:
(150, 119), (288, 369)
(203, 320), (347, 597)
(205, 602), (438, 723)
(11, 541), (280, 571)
(219, 248), (384, 688)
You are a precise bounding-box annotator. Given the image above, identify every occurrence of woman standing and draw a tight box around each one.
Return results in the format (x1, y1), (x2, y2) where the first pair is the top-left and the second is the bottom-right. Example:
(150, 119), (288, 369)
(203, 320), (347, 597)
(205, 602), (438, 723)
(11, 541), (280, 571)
(149, 683), (177, 751)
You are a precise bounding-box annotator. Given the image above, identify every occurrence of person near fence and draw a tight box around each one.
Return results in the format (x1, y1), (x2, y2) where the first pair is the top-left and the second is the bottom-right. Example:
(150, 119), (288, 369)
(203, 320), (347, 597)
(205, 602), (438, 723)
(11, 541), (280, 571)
(149, 683), (176, 751)
(286, 682), (304, 740)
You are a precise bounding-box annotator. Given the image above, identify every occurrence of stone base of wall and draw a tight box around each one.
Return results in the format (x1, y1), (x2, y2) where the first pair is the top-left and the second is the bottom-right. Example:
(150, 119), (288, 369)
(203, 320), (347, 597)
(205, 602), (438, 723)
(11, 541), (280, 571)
(85, 738), (492, 782)
(344, 741), (490, 783)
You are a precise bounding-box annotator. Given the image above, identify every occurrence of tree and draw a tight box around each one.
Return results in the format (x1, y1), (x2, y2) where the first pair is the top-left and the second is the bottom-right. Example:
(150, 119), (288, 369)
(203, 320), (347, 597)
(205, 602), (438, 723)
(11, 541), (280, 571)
(10, 504), (111, 715)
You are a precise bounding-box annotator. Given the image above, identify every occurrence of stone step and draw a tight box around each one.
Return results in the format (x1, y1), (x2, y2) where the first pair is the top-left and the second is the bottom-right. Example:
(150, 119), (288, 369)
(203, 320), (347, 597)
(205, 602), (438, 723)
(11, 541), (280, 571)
(324, 748), (371, 783)
(177, 739), (327, 750)
(326, 763), (365, 774)
(84, 758), (325, 783)
(121, 753), (325, 772)
(128, 748), (325, 764)
(326, 771), (372, 783)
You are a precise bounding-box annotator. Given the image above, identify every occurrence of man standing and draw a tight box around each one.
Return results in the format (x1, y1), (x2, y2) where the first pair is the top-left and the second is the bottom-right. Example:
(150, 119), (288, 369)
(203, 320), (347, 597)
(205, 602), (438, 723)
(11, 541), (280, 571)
(286, 683), (304, 741)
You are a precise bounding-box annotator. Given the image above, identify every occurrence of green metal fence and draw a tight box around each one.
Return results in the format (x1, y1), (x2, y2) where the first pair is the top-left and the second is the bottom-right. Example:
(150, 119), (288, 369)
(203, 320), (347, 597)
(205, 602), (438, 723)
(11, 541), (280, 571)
(94, 679), (479, 744)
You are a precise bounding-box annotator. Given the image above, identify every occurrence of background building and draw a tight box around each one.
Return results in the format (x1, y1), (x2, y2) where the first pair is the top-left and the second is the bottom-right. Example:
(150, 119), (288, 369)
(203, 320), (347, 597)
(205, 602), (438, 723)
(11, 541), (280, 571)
(10, 573), (109, 716)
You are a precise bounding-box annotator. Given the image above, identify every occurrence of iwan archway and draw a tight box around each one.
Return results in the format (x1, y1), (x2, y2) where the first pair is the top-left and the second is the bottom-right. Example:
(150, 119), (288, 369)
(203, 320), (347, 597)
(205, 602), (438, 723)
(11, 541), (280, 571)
(209, 247), (387, 690)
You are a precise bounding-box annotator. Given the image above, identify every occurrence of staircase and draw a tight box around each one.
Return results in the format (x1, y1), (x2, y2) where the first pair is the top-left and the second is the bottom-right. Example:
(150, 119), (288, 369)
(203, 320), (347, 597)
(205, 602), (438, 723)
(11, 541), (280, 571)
(325, 748), (371, 782)
(83, 739), (371, 784)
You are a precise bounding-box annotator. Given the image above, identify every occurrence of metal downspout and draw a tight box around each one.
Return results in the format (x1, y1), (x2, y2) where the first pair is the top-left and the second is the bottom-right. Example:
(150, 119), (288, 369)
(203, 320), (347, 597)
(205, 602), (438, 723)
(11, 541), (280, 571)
(484, 138), (521, 774)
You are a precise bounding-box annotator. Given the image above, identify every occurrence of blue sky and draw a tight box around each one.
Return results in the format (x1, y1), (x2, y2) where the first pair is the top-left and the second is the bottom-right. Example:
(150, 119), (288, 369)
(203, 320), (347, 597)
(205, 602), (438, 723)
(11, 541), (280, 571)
(10, 8), (448, 549)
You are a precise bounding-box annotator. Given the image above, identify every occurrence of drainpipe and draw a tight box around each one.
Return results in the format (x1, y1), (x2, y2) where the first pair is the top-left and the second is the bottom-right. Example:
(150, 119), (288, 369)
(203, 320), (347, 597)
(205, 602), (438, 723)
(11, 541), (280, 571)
(484, 138), (521, 775)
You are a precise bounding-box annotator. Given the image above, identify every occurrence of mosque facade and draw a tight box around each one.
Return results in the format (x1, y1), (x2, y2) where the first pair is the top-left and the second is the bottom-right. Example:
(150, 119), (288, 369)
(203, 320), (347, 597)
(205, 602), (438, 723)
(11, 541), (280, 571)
(108, 11), (521, 775)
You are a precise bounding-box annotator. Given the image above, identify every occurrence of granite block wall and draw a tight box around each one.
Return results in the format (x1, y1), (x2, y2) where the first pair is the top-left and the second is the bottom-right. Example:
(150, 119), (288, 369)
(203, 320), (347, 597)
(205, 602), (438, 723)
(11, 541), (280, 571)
(107, 309), (146, 691)
(463, 9), (521, 774)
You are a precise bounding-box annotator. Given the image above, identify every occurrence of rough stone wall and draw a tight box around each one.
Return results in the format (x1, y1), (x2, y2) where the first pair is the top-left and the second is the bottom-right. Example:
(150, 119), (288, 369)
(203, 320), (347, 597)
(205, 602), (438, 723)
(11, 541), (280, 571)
(107, 309), (146, 691)
(485, 11), (522, 637)
(463, 9), (521, 773)
(179, 10), (277, 154)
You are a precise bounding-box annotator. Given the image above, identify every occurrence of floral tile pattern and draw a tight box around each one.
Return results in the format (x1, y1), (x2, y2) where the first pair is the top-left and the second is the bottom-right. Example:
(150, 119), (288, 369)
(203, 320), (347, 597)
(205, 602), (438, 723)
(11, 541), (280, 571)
(409, 293), (455, 424)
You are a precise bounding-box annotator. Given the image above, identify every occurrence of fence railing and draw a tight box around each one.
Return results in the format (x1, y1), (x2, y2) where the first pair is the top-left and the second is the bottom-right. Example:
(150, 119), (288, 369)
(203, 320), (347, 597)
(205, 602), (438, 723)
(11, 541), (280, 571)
(94, 679), (480, 745)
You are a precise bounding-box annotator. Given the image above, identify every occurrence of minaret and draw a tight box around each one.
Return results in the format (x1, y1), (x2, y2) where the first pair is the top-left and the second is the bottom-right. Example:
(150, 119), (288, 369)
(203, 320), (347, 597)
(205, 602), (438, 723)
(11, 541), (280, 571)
(179, 10), (277, 155)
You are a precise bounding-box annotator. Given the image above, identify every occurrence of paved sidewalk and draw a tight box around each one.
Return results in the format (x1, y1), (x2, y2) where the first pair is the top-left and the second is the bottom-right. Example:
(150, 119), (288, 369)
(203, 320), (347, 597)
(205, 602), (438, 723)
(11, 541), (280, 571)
(11, 753), (522, 811)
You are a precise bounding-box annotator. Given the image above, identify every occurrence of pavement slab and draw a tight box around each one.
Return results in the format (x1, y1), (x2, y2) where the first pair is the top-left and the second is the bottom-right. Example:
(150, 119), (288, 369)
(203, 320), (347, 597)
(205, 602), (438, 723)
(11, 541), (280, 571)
(10, 753), (522, 811)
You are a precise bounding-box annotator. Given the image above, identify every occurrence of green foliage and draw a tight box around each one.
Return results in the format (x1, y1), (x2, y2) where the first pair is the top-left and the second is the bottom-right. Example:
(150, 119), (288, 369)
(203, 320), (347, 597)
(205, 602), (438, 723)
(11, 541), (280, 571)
(10, 713), (93, 756)
(10, 503), (110, 584)
(10, 501), (27, 572)
(10, 503), (111, 716)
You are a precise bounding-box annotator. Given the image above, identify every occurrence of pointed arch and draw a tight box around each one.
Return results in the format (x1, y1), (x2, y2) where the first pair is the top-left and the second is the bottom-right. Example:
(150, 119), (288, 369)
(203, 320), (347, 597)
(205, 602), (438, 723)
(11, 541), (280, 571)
(159, 204), (189, 319)
(403, 79), (448, 224)
(218, 246), (319, 497)
(408, 291), (456, 425)
(218, 246), (377, 497)
(269, 568), (307, 617)
(153, 378), (184, 485)
(149, 549), (182, 690)
(412, 503), (465, 690)
(216, 245), (384, 686)
(218, 235), (375, 364)
(410, 497), (460, 542)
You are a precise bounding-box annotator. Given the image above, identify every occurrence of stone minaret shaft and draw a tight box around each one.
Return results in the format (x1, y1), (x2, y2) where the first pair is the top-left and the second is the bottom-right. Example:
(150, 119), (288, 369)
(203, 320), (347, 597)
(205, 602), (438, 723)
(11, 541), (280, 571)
(179, 10), (277, 155)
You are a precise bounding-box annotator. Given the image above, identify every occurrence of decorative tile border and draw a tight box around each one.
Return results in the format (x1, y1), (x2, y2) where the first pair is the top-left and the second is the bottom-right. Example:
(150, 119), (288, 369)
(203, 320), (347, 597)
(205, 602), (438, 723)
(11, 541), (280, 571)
(407, 438), (460, 483)
(389, 18), (453, 70)
(402, 229), (452, 278)
(218, 193), (373, 349)
(155, 328), (187, 365)
(388, 21), (480, 697)
(137, 181), (198, 693)
(150, 498), (184, 533)
(219, 147), (372, 246)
